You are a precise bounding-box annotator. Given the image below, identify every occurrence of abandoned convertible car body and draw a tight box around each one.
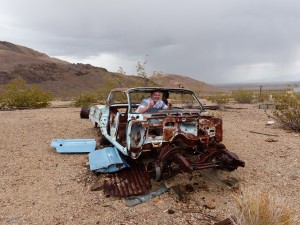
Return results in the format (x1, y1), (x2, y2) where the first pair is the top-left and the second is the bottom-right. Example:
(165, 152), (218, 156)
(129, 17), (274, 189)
(82, 87), (244, 181)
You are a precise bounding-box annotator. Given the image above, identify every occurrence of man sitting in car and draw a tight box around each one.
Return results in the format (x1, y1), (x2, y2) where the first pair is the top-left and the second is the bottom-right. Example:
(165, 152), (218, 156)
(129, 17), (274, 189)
(136, 91), (172, 113)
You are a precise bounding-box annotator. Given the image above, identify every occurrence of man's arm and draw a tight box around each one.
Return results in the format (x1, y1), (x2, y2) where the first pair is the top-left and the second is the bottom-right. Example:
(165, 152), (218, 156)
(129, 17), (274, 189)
(162, 99), (172, 110)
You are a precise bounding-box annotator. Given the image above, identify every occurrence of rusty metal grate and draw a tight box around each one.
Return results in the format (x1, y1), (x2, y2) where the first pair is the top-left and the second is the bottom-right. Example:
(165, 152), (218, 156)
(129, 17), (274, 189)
(102, 162), (151, 197)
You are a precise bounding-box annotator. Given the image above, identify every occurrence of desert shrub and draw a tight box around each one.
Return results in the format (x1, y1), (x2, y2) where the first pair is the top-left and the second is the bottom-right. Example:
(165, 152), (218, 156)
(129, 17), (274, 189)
(272, 92), (300, 132)
(230, 189), (298, 225)
(74, 93), (98, 107)
(232, 89), (254, 103)
(207, 94), (230, 106)
(0, 77), (53, 108)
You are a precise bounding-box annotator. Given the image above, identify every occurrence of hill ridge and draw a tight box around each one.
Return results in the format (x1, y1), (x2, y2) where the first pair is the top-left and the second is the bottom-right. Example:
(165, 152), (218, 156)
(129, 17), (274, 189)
(150, 73), (223, 93)
(0, 41), (222, 97)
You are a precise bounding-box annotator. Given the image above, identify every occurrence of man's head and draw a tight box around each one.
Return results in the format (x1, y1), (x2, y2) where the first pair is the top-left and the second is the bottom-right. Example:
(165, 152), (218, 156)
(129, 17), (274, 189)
(150, 91), (161, 103)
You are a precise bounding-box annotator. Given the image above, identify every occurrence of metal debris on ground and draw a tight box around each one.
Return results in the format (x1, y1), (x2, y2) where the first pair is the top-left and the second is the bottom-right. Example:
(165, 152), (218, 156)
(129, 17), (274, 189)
(203, 105), (220, 110)
(248, 130), (279, 137)
(125, 184), (168, 207)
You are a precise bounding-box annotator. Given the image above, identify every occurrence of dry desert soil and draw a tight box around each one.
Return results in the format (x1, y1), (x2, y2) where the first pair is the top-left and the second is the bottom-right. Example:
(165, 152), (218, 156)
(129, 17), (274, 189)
(0, 102), (299, 224)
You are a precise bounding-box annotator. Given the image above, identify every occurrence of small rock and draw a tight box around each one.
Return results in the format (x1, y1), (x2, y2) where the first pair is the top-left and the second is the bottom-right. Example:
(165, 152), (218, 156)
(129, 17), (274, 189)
(185, 184), (195, 192)
(290, 175), (298, 180)
(265, 138), (278, 142)
(266, 120), (275, 125)
(167, 209), (175, 214)
(203, 201), (216, 209)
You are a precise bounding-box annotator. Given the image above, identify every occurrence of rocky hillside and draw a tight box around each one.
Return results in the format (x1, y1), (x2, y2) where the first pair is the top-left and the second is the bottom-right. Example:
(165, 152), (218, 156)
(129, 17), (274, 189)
(0, 41), (156, 97)
(0, 41), (68, 70)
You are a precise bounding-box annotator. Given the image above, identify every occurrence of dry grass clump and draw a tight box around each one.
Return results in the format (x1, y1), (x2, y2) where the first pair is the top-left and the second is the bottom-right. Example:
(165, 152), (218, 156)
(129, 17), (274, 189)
(230, 189), (299, 225)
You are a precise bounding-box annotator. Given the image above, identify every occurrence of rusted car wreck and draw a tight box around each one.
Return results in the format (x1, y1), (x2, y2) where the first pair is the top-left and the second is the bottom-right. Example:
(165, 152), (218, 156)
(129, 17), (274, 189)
(81, 87), (244, 197)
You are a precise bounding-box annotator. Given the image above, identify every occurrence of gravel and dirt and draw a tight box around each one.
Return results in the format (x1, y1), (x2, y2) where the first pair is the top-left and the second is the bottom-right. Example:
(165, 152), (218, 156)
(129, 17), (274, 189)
(0, 102), (299, 224)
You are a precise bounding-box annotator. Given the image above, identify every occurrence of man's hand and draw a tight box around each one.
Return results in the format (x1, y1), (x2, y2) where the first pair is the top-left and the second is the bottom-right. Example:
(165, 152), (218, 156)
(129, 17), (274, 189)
(149, 100), (155, 107)
(137, 100), (155, 113)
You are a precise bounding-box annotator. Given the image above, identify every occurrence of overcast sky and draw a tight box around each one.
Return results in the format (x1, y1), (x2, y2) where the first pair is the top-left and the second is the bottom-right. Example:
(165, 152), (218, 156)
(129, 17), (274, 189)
(1, 0), (300, 84)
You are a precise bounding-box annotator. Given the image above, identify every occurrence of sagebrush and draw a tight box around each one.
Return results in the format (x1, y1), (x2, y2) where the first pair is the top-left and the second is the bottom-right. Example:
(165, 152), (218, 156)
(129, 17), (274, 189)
(232, 89), (254, 103)
(207, 94), (230, 106)
(0, 77), (53, 108)
(272, 92), (300, 132)
(74, 93), (98, 107)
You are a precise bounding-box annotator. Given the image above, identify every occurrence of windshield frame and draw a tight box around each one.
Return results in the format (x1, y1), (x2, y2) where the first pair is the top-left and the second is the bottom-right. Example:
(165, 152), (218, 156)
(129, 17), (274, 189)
(127, 88), (204, 114)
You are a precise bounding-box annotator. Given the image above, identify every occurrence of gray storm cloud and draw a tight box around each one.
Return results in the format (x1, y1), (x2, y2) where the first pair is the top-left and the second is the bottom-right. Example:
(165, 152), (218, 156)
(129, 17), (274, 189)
(1, 0), (300, 83)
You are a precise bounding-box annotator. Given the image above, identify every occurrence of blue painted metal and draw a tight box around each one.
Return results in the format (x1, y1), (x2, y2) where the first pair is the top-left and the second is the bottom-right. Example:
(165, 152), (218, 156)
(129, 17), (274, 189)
(51, 139), (96, 153)
(88, 147), (128, 173)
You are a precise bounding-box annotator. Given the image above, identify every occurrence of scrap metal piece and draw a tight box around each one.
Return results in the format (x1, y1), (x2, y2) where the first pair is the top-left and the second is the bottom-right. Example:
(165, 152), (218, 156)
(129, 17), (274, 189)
(89, 147), (129, 173)
(203, 105), (220, 110)
(51, 139), (96, 153)
(125, 185), (168, 207)
(102, 162), (151, 197)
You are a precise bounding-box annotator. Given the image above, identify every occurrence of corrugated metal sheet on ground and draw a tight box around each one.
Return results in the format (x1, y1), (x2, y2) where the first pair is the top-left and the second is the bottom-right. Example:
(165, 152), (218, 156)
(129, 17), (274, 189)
(102, 162), (151, 197)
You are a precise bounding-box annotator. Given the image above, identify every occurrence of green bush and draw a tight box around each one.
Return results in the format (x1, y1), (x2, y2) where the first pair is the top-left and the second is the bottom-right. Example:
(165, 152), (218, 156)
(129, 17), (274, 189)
(0, 78), (53, 108)
(232, 89), (254, 103)
(74, 93), (98, 107)
(207, 94), (230, 106)
(272, 92), (300, 132)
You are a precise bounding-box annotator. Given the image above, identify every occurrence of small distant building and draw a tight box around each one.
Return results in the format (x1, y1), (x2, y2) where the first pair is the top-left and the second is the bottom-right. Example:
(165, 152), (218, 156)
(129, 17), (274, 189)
(293, 87), (300, 92)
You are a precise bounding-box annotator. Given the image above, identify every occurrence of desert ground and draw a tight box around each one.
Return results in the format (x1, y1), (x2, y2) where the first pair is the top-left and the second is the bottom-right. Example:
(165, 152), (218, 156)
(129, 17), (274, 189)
(0, 101), (299, 224)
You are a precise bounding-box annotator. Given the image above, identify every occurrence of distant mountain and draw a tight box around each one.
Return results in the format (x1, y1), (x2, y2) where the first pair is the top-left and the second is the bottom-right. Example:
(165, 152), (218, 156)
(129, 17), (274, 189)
(149, 74), (224, 93)
(216, 81), (300, 90)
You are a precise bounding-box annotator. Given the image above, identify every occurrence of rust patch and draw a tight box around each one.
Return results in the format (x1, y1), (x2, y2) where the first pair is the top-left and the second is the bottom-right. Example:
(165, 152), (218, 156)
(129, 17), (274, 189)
(163, 127), (175, 140)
